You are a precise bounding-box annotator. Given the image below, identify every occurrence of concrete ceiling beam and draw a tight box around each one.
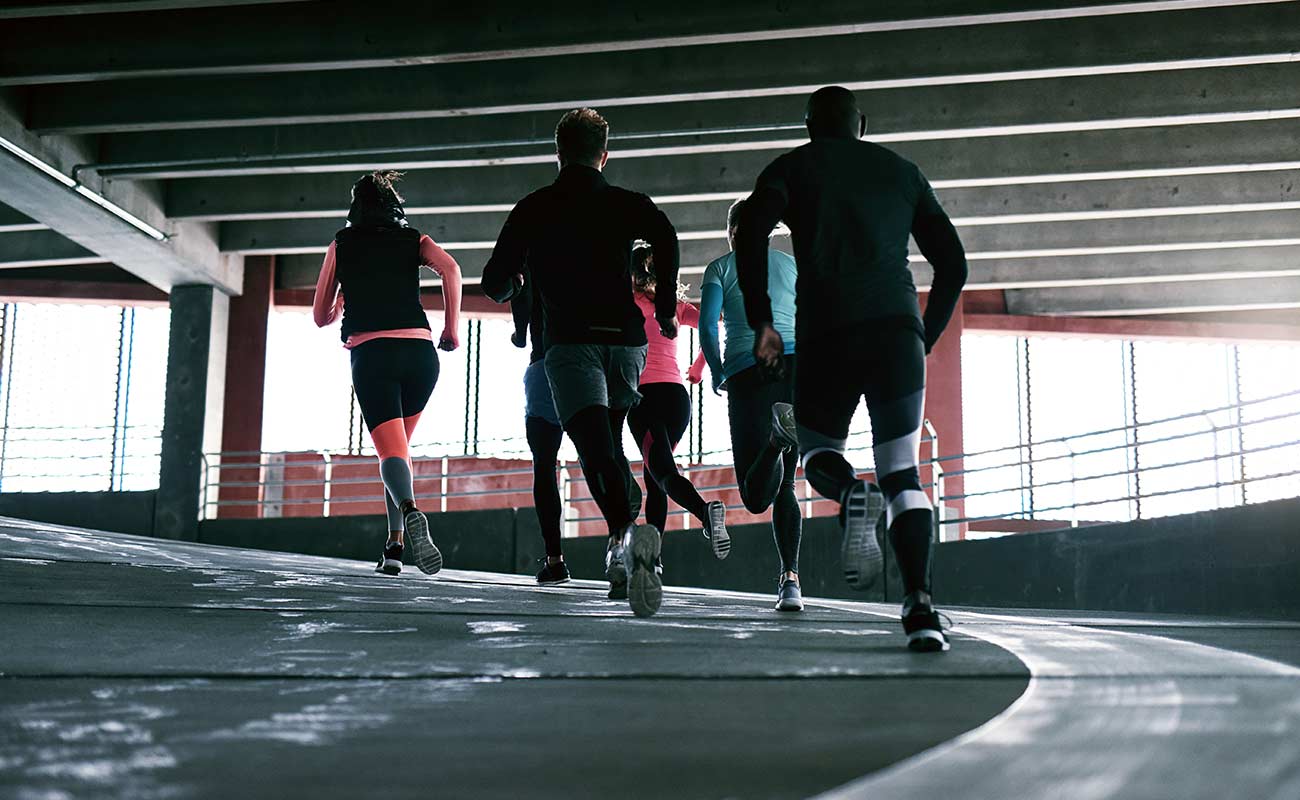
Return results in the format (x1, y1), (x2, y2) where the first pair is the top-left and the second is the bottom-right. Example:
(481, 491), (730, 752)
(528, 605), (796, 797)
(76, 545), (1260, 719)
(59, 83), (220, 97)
(25, 2), (1300, 133)
(2, 0), (1279, 85)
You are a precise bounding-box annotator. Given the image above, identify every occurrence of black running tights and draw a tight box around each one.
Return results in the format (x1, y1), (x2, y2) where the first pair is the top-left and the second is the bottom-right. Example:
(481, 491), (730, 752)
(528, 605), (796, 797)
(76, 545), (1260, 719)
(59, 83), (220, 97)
(563, 404), (635, 539)
(525, 415), (564, 558)
(626, 382), (708, 532)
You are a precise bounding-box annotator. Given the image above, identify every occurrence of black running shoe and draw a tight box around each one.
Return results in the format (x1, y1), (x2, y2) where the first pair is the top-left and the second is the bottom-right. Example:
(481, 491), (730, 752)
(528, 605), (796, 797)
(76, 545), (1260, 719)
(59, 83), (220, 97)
(775, 577), (804, 612)
(902, 591), (950, 652)
(653, 555), (664, 577)
(606, 536), (629, 600)
(703, 500), (730, 559)
(535, 558), (571, 586)
(840, 481), (884, 590)
(375, 540), (403, 575)
(403, 506), (443, 575)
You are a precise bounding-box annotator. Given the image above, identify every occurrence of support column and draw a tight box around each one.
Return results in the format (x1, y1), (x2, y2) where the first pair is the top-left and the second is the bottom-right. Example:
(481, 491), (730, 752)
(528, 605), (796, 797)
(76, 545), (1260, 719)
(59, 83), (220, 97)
(217, 256), (274, 518)
(154, 284), (229, 540)
(924, 296), (966, 540)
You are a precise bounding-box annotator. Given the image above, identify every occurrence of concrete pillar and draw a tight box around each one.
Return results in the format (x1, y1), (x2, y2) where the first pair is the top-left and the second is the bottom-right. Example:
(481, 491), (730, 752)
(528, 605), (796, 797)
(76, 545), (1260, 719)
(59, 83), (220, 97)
(154, 284), (229, 540)
(217, 256), (273, 519)
(924, 296), (966, 540)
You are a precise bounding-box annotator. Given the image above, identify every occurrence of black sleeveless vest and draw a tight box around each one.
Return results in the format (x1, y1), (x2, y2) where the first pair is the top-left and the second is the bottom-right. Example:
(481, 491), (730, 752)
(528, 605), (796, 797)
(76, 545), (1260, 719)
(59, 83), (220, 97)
(334, 226), (429, 342)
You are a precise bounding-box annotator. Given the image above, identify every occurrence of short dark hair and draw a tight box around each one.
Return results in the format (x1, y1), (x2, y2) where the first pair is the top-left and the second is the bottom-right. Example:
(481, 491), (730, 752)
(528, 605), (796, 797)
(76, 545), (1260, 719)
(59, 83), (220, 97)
(727, 197), (746, 232)
(805, 86), (861, 136)
(555, 108), (609, 166)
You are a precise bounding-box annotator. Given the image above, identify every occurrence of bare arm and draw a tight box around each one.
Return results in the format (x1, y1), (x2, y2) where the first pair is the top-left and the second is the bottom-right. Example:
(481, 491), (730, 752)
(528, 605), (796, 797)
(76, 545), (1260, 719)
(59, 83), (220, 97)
(420, 235), (462, 351)
(311, 241), (343, 328)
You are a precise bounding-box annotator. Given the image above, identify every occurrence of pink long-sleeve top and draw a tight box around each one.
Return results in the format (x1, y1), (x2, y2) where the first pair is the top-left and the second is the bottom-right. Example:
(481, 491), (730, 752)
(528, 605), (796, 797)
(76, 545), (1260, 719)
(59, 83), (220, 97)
(635, 292), (706, 386)
(312, 234), (462, 349)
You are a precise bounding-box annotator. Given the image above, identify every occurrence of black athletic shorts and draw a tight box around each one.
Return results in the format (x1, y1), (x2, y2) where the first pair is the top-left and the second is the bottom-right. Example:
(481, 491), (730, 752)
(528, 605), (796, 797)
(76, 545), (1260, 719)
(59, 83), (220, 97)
(349, 337), (439, 431)
(794, 320), (925, 444)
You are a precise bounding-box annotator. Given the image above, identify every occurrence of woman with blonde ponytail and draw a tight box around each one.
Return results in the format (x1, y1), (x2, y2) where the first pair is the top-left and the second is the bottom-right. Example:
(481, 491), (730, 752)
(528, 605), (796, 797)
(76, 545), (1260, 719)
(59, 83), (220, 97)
(312, 171), (463, 577)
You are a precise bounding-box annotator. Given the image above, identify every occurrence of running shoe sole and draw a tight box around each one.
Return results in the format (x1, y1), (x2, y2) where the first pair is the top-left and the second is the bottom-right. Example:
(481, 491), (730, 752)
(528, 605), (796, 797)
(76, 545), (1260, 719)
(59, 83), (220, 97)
(841, 481), (884, 590)
(403, 509), (443, 575)
(626, 524), (663, 618)
(537, 576), (571, 586)
(705, 500), (730, 560)
(377, 558), (402, 576)
(775, 594), (804, 612)
(771, 402), (799, 451)
(907, 629), (951, 652)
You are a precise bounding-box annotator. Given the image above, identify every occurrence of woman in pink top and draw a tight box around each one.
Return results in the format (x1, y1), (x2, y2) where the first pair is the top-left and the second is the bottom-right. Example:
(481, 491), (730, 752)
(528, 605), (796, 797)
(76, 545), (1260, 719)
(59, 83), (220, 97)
(627, 244), (730, 560)
(312, 171), (462, 578)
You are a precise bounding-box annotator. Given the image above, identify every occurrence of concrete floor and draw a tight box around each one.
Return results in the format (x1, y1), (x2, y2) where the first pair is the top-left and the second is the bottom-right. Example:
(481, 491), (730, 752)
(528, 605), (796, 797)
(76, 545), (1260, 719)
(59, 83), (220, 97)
(1, 517), (1297, 800)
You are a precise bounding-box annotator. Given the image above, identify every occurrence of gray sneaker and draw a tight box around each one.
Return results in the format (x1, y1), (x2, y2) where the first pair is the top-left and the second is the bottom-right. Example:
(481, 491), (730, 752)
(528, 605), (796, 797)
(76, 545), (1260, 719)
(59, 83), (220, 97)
(703, 500), (730, 559)
(625, 524), (663, 618)
(403, 507), (443, 576)
(606, 537), (628, 600)
(771, 402), (798, 452)
(775, 577), (804, 612)
(841, 481), (884, 590)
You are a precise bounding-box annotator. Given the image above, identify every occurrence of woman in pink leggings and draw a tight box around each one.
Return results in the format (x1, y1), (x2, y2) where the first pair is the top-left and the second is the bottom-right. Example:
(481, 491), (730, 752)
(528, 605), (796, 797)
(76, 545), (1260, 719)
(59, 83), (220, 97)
(312, 171), (462, 577)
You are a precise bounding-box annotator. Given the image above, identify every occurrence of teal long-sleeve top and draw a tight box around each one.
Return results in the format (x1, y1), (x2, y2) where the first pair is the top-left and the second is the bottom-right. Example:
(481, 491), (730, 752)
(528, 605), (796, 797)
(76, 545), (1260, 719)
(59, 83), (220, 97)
(698, 249), (797, 392)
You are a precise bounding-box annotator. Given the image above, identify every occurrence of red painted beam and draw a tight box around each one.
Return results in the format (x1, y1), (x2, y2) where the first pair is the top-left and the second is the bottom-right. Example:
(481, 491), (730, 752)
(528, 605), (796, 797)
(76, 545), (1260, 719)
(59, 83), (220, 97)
(966, 312), (1300, 343)
(0, 278), (167, 306)
(218, 256), (274, 518)
(921, 296), (965, 537)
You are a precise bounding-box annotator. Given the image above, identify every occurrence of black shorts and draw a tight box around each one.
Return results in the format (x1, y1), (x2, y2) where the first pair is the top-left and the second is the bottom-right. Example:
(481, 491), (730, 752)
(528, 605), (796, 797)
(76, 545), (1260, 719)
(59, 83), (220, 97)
(794, 321), (925, 447)
(349, 337), (439, 431)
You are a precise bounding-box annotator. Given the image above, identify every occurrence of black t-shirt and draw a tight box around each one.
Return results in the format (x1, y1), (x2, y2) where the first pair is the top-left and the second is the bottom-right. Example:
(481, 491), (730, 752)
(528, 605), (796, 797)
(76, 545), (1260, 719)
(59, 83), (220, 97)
(737, 138), (967, 350)
(482, 165), (680, 348)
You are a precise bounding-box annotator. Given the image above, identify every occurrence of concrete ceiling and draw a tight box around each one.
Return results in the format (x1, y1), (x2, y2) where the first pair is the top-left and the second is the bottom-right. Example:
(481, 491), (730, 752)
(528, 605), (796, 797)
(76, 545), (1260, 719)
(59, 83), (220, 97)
(1, 0), (1299, 318)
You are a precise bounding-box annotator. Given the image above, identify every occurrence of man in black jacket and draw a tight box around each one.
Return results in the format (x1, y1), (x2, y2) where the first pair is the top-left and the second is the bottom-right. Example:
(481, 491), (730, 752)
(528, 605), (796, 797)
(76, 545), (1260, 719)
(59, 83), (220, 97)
(735, 86), (969, 652)
(482, 108), (681, 618)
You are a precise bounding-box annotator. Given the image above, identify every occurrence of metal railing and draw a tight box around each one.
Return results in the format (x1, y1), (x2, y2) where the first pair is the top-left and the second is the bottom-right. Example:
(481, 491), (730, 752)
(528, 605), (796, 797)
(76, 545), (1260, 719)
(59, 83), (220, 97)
(192, 387), (1300, 540)
(942, 388), (1300, 534)
(199, 427), (949, 538)
(0, 423), (162, 491)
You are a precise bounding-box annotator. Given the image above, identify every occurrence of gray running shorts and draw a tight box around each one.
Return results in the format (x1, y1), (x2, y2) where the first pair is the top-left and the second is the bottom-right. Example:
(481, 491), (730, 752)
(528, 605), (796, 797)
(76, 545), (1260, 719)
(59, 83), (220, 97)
(544, 343), (648, 425)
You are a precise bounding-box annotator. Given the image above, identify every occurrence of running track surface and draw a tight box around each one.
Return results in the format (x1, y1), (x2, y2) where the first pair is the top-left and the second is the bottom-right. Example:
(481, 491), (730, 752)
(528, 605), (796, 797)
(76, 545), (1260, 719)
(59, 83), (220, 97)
(0, 518), (1296, 799)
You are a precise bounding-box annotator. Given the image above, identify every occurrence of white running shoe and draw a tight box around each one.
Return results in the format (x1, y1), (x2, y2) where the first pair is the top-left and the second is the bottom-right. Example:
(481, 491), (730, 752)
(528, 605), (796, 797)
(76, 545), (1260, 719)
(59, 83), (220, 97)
(703, 500), (730, 559)
(625, 524), (663, 618)
(840, 481), (884, 590)
(403, 507), (443, 576)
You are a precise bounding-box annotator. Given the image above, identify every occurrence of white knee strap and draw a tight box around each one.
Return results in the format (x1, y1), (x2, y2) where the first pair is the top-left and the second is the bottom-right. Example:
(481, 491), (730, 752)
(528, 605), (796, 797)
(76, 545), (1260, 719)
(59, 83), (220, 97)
(886, 489), (932, 528)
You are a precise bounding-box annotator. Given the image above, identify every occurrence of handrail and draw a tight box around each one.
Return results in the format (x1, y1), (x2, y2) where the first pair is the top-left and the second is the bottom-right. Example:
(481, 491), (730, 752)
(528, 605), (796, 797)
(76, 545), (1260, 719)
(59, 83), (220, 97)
(933, 386), (1300, 463)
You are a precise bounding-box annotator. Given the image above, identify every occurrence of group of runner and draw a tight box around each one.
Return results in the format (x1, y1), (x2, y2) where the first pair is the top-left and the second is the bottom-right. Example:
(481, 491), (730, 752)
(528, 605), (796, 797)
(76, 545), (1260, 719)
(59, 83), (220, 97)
(311, 85), (968, 653)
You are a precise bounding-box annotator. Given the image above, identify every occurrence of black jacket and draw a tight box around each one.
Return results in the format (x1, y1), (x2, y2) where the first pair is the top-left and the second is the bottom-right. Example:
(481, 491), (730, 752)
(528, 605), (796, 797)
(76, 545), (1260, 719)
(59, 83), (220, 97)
(482, 165), (679, 348)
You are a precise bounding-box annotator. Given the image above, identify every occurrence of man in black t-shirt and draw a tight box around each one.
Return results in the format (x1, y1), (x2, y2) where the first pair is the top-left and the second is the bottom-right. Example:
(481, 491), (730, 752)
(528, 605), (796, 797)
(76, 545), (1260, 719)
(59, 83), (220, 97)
(735, 86), (968, 651)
